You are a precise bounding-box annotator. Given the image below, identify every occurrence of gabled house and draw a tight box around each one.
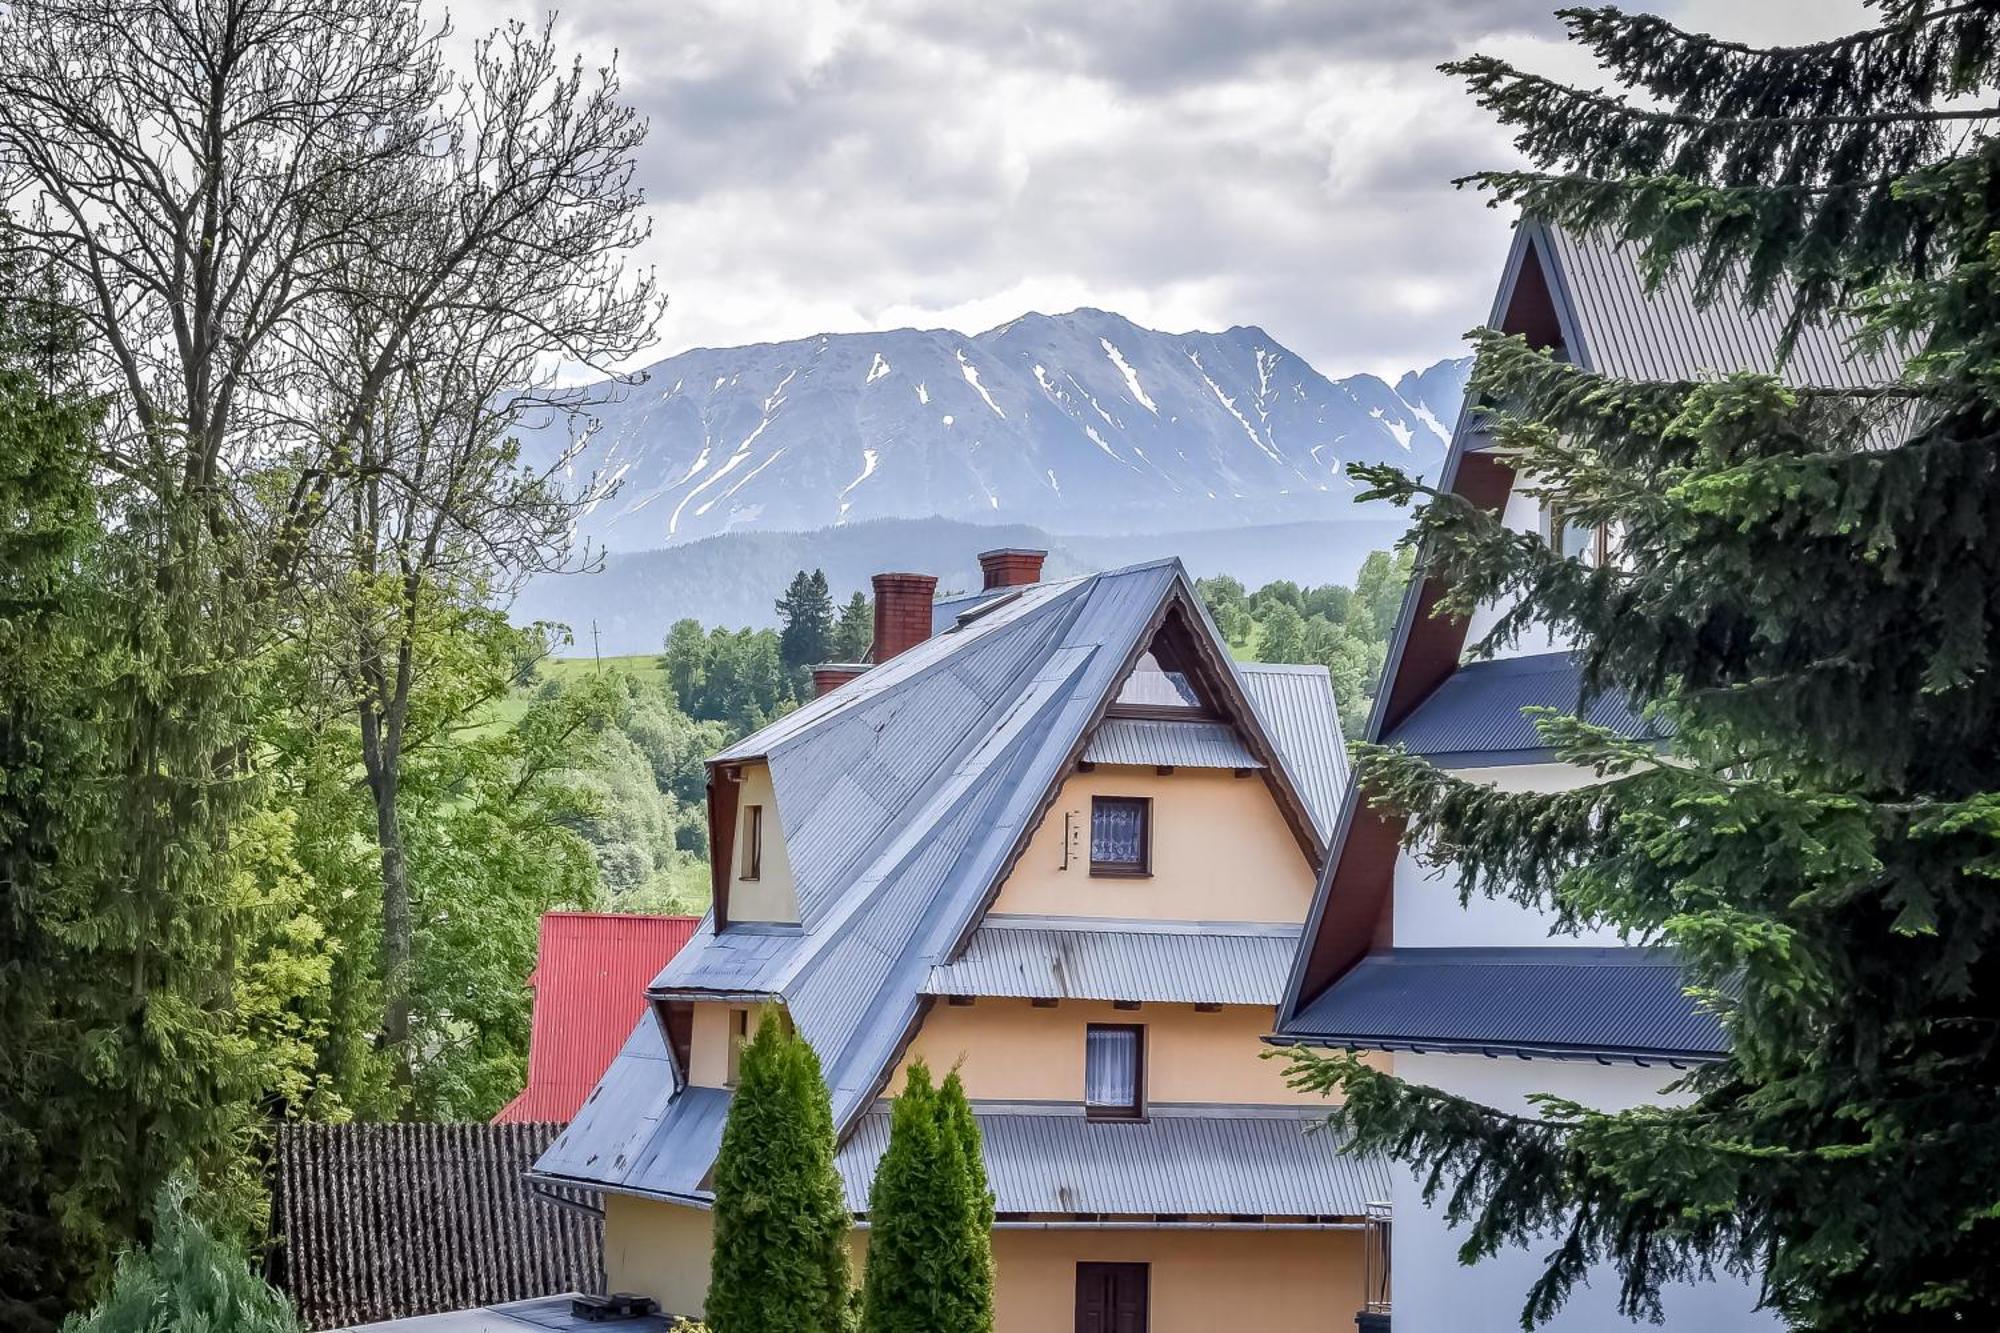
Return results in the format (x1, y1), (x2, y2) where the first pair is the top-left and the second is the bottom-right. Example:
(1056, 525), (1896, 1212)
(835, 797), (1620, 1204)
(494, 912), (700, 1125)
(1271, 219), (1903, 1332)
(530, 548), (1389, 1332)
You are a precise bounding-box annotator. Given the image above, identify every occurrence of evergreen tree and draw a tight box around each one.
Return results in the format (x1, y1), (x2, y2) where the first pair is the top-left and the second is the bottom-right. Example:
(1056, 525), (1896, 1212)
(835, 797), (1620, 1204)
(831, 591), (873, 662)
(777, 569), (835, 672)
(59, 1177), (304, 1333)
(860, 1062), (992, 1333)
(1287, 6), (2000, 1329)
(708, 1012), (851, 1333)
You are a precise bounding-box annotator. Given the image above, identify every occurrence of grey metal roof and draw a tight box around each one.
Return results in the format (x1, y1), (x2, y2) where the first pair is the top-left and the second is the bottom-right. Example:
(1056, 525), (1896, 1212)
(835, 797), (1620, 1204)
(838, 1103), (1390, 1219)
(1382, 651), (1659, 768)
(1240, 664), (1346, 839)
(1539, 221), (1905, 390)
(1081, 717), (1262, 769)
(1277, 948), (1725, 1063)
(922, 917), (1299, 1005)
(533, 1017), (727, 1201)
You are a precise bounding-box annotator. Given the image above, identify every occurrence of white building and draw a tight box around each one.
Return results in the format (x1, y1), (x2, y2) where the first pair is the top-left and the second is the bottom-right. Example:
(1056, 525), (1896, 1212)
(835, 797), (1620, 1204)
(1272, 218), (1900, 1332)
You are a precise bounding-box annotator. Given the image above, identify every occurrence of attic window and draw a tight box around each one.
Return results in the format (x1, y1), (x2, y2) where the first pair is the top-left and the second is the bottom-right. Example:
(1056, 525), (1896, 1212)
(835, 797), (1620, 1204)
(1114, 653), (1201, 710)
(740, 805), (763, 881)
(1545, 506), (1609, 566)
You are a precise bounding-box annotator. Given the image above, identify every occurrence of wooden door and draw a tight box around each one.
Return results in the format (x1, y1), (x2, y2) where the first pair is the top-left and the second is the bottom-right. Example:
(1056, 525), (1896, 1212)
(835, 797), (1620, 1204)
(1075, 1262), (1149, 1333)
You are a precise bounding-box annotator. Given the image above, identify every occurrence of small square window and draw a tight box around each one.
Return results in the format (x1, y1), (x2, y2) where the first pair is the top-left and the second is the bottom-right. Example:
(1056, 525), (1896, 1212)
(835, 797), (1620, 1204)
(1547, 506), (1609, 566)
(1090, 797), (1150, 877)
(1085, 1024), (1144, 1119)
(740, 804), (762, 881)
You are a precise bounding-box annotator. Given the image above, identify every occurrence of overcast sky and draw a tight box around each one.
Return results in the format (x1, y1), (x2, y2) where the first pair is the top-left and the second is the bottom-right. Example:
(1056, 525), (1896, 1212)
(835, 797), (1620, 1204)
(461, 0), (1874, 380)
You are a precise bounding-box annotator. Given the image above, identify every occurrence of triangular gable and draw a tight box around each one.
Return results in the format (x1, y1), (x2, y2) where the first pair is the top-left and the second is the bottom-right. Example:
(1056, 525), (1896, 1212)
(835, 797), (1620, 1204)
(1280, 221), (1569, 1022)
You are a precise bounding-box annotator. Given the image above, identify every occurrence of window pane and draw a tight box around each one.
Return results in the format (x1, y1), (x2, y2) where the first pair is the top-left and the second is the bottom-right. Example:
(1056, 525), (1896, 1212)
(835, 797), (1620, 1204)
(1092, 798), (1145, 867)
(1085, 1027), (1138, 1109)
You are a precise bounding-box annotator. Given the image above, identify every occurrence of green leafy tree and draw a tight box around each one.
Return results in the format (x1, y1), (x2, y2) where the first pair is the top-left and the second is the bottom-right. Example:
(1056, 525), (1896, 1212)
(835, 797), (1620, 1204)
(59, 1177), (303, 1333)
(831, 591), (873, 662)
(777, 569), (836, 672)
(708, 1013), (852, 1333)
(1351, 549), (1411, 643)
(860, 1062), (992, 1333)
(1256, 601), (1309, 663)
(1288, 6), (2000, 1329)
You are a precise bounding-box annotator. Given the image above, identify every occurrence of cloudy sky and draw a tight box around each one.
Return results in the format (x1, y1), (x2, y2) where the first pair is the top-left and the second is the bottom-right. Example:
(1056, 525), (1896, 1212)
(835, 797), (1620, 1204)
(467, 0), (1872, 380)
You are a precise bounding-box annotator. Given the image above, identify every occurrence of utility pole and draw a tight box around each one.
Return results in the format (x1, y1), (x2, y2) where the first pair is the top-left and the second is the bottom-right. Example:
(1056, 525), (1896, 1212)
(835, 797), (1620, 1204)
(592, 619), (602, 669)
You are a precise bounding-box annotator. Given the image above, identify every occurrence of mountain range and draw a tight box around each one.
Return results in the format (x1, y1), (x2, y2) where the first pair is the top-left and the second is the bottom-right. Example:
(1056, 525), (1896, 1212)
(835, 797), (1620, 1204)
(530, 309), (1467, 549)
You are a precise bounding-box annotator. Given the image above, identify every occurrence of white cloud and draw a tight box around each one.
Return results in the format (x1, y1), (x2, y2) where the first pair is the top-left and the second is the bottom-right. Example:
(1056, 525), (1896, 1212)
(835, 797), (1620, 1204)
(451, 0), (1878, 379)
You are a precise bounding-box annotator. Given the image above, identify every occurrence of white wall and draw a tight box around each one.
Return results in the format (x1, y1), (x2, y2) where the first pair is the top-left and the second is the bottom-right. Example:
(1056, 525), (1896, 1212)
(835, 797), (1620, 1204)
(1392, 763), (1631, 950)
(1462, 477), (1573, 661)
(1390, 1053), (1778, 1333)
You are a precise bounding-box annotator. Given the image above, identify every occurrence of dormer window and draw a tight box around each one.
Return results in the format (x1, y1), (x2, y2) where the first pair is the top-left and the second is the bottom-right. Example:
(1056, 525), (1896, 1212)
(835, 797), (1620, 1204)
(740, 804), (763, 881)
(1090, 796), (1150, 877)
(1113, 652), (1201, 710)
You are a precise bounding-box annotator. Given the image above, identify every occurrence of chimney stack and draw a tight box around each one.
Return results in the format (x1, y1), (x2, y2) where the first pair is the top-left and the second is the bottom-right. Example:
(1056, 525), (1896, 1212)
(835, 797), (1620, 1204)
(977, 547), (1047, 591)
(871, 571), (939, 664)
(810, 663), (868, 698)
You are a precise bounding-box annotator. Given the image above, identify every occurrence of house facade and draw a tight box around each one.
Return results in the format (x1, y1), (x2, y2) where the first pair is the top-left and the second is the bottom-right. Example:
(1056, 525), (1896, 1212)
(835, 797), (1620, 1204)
(1272, 220), (1903, 1332)
(532, 549), (1384, 1332)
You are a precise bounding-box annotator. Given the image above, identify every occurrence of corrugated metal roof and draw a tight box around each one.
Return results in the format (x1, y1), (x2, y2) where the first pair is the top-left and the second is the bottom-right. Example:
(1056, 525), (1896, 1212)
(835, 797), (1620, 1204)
(1240, 664), (1346, 839)
(1080, 717), (1262, 769)
(922, 917), (1298, 1004)
(1278, 948), (1725, 1062)
(495, 913), (698, 1124)
(838, 1104), (1390, 1219)
(1540, 221), (1906, 390)
(1382, 652), (1658, 768)
(534, 1016), (728, 1202)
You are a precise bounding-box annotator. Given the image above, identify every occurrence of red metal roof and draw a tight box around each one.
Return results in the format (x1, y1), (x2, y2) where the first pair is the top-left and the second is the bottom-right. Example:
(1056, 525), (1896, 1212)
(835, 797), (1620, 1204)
(493, 912), (699, 1124)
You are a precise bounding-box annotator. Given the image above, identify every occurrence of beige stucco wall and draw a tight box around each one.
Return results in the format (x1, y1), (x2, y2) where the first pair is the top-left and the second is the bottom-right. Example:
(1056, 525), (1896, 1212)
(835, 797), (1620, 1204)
(896, 998), (1319, 1106)
(993, 1227), (1366, 1333)
(603, 1197), (1365, 1333)
(687, 1002), (741, 1088)
(602, 1196), (718, 1318)
(727, 761), (798, 923)
(987, 765), (1315, 922)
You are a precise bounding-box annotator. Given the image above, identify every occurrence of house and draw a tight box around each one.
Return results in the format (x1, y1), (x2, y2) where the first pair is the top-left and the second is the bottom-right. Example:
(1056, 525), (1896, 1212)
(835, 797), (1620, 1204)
(495, 912), (700, 1124)
(1270, 219), (1904, 1332)
(529, 548), (1390, 1332)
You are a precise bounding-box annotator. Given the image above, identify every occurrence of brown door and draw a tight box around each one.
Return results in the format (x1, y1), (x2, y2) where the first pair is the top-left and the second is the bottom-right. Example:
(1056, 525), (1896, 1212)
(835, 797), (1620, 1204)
(1075, 1262), (1149, 1333)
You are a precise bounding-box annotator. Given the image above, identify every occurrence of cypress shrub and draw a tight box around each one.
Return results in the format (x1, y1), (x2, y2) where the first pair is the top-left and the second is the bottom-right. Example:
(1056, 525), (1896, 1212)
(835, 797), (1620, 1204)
(61, 1176), (304, 1333)
(707, 1011), (851, 1333)
(860, 1062), (993, 1333)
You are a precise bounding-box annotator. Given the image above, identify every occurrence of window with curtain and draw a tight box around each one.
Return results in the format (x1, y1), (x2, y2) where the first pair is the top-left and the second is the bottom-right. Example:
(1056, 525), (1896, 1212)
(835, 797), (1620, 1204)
(1090, 796), (1149, 875)
(1085, 1024), (1143, 1118)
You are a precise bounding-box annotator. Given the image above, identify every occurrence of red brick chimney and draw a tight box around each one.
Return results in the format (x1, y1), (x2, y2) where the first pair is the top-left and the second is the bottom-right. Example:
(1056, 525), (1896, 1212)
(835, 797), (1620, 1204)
(810, 663), (868, 698)
(871, 572), (939, 663)
(978, 547), (1047, 590)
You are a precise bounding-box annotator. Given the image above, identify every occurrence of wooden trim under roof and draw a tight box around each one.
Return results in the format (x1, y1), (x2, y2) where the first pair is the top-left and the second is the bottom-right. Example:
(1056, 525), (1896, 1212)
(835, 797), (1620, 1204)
(707, 765), (742, 930)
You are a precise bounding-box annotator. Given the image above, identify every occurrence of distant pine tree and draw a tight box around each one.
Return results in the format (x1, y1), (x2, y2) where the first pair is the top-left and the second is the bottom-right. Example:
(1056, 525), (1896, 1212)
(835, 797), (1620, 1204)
(707, 1013), (851, 1333)
(776, 569), (835, 672)
(860, 1062), (993, 1333)
(1287, 5), (2000, 1328)
(831, 591), (872, 662)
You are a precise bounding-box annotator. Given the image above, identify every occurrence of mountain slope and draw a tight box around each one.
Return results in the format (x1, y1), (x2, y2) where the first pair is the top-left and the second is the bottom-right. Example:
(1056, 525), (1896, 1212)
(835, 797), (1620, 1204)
(536, 310), (1466, 548)
(510, 516), (1412, 654)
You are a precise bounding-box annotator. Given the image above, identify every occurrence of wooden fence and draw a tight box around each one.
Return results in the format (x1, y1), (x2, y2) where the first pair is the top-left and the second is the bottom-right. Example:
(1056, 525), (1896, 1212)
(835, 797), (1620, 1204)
(272, 1121), (603, 1329)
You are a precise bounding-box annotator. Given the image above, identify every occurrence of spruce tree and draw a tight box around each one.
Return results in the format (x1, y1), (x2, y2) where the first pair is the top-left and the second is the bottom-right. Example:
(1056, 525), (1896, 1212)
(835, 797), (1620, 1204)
(831, 591), (873, 662)
(1286, 5), (2000, 1329)
(860, 1062), (993, 1333)
(707, 1012), (851, 1333)
(777, 570), (836, 673)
